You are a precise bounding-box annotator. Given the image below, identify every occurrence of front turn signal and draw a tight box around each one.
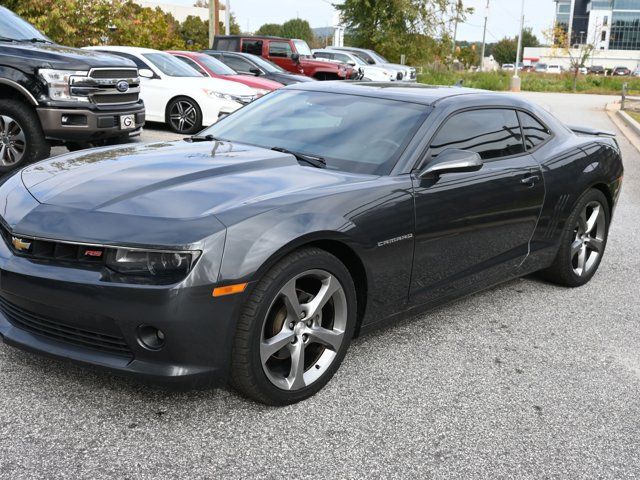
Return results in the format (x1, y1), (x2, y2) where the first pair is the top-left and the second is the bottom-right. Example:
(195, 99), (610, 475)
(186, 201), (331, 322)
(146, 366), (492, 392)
(212, 283), (248, 297)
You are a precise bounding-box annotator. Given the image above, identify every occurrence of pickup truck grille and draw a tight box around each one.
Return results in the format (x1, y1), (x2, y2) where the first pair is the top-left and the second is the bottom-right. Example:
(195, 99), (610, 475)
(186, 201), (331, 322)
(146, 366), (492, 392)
(70, 68), (140, 106)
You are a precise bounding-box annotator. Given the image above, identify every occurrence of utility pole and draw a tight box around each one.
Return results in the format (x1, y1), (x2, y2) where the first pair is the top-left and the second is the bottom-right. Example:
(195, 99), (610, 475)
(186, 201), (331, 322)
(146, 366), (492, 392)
(208, 0), (220, 48)
(510, 0), (526, 92)
(451, 0), (462, 57)
(479, 0), (490, 71)
(225, 0), (230, 35)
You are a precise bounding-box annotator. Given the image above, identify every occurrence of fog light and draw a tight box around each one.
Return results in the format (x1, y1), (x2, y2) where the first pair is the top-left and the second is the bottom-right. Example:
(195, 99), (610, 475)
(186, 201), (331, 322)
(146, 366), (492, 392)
(137, 325), (166, 350)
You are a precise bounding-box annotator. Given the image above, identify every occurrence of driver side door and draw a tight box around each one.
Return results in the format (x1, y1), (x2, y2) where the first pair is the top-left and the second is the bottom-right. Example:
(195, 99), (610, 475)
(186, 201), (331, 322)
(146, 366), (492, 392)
(409, 108), (545, 306)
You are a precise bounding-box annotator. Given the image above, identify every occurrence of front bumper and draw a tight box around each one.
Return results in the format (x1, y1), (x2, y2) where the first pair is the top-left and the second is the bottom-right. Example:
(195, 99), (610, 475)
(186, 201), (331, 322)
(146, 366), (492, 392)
(0, 251), (243, 388)
(37, 102), (145, 142)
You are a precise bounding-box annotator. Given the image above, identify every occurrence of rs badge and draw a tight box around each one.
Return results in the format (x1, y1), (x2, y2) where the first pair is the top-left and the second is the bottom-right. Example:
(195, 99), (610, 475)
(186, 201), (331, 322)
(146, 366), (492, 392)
(11, 236), (31, 252)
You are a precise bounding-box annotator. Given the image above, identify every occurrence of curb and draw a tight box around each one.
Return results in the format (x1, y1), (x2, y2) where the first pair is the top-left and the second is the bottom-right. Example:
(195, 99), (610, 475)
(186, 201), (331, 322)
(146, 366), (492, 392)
(616, 109), (640, 137)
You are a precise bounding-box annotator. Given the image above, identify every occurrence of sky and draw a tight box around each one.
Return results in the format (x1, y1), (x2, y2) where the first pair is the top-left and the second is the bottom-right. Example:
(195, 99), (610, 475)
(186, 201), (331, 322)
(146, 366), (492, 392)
(167, 0), (557, 43)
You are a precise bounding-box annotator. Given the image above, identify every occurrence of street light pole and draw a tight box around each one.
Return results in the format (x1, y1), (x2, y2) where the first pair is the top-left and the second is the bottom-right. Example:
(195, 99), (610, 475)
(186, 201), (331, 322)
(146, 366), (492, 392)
(479, 0), (490, 71)
(208, 0), (220, 48)
(225, 0), (230, 36)
(451, 0), (462, 57)
(510, 0), (525, 92)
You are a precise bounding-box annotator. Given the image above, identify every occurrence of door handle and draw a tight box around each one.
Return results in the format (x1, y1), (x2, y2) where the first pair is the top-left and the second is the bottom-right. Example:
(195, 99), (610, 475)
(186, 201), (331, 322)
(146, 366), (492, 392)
(521, 174), (540, 186)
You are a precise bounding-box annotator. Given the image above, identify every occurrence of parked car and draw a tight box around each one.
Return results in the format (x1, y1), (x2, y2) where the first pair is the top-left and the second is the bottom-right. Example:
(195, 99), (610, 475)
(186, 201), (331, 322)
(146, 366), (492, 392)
(547, 64), (564, 74)
(168, 50), (283, 96)
(502, 63), (515, 71)
(0, 82), (623, 405)
(578, 66), (588, 75)
(203, 50), (315, 86)
(84, 46), (257, 134)
(534, 63), (548, 73)
(613, 66), (631, 76)
(0, 6), (145, 171)
(212, 35), (356, 81)
(633, 68), (640, 77)
(328, 46), (417, 82)
(312, 49), (395, 82)
(589, 65), (605, 75)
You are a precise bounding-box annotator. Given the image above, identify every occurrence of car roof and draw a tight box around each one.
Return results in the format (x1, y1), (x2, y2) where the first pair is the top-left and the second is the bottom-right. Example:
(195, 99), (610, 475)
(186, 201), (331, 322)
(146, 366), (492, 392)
(285, 81), (529, 107)
(85, 46), (164, 55)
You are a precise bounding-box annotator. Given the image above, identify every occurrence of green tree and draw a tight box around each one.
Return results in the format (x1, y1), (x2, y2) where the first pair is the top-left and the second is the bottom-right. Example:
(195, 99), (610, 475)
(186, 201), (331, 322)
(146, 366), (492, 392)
(180, 15), (208, 50)
(335, 0), (469, 65)
(110, 3), (185, 50)
(255, 23), (283, 37)
(280, 18), (314, 43)
(492, 37), (517, 65)
(220, 13), (241, 35)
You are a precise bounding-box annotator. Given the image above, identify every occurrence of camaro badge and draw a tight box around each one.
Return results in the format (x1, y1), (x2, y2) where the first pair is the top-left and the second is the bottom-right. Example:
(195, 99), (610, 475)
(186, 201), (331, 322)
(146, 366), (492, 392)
(11, 236), (31, 252)
(377, 234), (413, 247)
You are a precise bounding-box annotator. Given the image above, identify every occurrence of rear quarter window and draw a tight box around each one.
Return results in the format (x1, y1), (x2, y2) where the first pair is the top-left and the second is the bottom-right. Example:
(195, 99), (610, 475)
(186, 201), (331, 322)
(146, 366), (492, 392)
(518, 111), (552, 150)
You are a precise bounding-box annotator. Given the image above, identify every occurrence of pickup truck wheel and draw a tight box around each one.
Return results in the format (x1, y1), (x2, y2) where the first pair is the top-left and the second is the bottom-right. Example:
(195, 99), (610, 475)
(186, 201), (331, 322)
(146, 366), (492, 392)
(167, 97), (202, 134)
(0, 99), (50, 172)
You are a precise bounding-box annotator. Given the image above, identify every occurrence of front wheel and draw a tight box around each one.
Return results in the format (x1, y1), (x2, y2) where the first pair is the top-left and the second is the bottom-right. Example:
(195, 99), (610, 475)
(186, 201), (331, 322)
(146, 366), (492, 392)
(166, 97), (202, 134)
(541, 189), (610, 287)
(229, 248), (357, 405)
(0, 99), (50, 172)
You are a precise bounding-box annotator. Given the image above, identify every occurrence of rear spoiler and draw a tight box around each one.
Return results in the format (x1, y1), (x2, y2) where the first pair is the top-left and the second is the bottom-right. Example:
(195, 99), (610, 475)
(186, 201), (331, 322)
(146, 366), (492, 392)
(568, 125), (616, 137)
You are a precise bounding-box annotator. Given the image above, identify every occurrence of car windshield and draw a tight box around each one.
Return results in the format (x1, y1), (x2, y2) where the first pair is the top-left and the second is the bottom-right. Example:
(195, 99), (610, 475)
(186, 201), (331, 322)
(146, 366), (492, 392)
(0, 6), (51, 42)
(293, 40), (313, 56)
(143, 53), (202, 77)
(368, 50), (389, 63)
(194, 54), (237, 75)
(202, 90), (429, 175)
(246, 54), (286, 73)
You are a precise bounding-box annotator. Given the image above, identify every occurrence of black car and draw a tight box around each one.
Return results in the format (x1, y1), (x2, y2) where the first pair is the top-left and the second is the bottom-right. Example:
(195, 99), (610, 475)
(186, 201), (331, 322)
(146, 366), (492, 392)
(0, 83), (623, 405)
(0, 6), (145, 172)
(202, 50), (315, 85)
(589, 65), (606, 75)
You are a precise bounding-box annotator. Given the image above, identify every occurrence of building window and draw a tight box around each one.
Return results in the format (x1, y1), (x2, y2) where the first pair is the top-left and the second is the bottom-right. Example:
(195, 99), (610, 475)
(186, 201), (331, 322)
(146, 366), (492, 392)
(602, 30), (607, 41)
(610, 12), (640, 50)
(604, 16), (609, 27)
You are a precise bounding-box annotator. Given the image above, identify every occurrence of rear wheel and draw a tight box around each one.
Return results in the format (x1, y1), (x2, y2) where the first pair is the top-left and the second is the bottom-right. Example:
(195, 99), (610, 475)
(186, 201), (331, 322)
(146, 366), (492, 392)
(166, 97), (202, 134)
(230, 248), (357, 405)
(0, 99), (50, 172)
(541, 189), (610, 287)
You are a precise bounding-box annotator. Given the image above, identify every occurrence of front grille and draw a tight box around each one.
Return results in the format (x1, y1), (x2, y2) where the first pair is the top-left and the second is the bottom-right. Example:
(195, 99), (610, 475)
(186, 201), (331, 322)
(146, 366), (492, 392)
(0, 223), (107, 266)
(70, 69), (140, 106)
(93, 93), (139, 105)
(90, 69), (138, 79)
(0, 296), (132, 357)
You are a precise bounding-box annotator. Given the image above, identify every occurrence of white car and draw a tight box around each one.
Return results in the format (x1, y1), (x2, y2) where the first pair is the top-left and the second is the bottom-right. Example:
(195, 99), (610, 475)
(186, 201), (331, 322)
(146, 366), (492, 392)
(84, 46), (257, 134)
(547, 64), (564, 74)
(328, 46), (417, 82)
(312, 49), (395, 82)
(502, 64), (515, 71)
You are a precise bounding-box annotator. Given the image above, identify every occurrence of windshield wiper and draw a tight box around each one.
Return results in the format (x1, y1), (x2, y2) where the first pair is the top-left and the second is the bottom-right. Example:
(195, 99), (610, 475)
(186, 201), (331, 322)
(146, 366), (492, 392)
(186, 134), (225, 143)
(271, 147), (326, 169)
(22, 38), (51, 43)
(0, 36), (17, 42)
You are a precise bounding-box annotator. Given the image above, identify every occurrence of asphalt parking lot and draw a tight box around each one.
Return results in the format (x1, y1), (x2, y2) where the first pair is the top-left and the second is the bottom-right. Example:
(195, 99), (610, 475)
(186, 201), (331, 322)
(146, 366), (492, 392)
(2, 92), (640, 479)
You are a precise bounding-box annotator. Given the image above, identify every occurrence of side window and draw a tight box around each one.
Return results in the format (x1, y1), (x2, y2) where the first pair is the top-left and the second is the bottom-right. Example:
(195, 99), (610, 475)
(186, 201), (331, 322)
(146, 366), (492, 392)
(223, 55), (253, 73)
(429, 109), (524, 160)
(518, 111), (552, 150)
(175, 56), (207, 76)
(269, 41), (292, 58)
(314, 52), (333, 60)
(241, 40), (263, 56)
(334, 53), (351, 63)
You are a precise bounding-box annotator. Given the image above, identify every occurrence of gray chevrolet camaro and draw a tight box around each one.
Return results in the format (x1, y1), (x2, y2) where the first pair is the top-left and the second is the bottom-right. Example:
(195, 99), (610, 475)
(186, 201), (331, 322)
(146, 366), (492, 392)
(0, 82), (623, 405)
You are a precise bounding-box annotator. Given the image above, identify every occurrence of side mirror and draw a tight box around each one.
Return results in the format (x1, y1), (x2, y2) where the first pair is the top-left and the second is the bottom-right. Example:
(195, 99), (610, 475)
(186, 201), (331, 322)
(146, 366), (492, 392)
(418, 149), (483, 179)
(249, 67), (261, 76)
(138, 68), (154, 79)
(291, 53), (300, 63)
(347, 61), (356, 67)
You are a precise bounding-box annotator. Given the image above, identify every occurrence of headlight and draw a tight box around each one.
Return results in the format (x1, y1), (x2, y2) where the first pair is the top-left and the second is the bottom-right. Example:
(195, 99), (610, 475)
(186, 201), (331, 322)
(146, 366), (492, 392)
(253, 88), (270, 97)
(203, 89), (236, 102)
(39, 69), (90, 102)
(105, 248), (200, 280)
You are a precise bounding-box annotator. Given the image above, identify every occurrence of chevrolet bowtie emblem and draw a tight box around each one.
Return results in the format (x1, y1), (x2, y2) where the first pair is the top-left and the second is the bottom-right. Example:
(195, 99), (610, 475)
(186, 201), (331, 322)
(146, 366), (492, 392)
(11, 236), (31, 252)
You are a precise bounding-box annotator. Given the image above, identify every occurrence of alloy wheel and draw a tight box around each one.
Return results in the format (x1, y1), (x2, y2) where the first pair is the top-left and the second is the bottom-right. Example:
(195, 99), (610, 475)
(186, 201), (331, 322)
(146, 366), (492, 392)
(260, 269), (348, 391)
(0, 115), (26, 167)
(169, 100), (198, 133)
(571, 200), (606, 276)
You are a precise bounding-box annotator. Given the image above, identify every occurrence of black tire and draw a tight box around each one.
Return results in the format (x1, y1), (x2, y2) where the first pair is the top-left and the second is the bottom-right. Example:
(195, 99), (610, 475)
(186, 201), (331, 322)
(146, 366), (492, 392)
(229, 247), (357, 405)
(540, 189), (610, 287)
(0, 99), (50, 172)
(166, 97), (202, 134)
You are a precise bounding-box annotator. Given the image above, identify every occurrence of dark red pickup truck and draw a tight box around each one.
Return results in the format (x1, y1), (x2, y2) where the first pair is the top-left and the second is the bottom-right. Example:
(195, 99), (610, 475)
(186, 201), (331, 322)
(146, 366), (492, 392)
(212, 35), (357, 81)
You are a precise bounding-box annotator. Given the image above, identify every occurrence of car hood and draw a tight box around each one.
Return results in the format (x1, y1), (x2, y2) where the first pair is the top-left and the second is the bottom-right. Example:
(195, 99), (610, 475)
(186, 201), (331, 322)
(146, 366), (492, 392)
(0, 42), (136, 71)
(268, 72), (316, 85)
(223, 74), (283, 90)
(20, 141), (373, 223)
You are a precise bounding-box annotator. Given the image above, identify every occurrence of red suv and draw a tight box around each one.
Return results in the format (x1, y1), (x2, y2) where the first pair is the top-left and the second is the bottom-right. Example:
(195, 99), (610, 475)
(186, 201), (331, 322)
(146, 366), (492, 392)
(212, 35), (357, 81)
